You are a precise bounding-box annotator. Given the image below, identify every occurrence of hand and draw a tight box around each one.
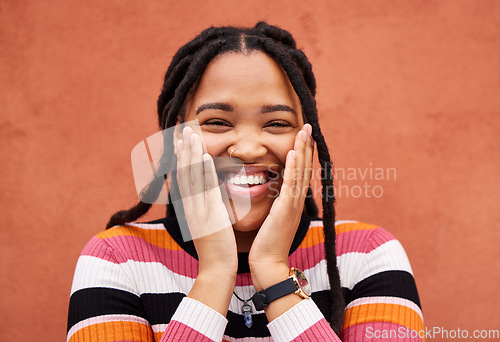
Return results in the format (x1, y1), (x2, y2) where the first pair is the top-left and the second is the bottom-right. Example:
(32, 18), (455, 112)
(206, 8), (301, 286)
(248, 124), (314, 290)
(176, 126), (238, 316)
(175, 126), (238, 275)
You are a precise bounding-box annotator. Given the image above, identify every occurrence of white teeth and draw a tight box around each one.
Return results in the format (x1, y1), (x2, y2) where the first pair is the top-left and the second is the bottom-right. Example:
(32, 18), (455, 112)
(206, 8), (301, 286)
(223, 172), (267, 185)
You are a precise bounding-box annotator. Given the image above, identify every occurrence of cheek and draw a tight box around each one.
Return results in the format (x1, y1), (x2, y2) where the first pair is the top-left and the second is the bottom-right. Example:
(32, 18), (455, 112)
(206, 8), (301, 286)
(267, 134), (297, 164)
(201, 133), (231, 156)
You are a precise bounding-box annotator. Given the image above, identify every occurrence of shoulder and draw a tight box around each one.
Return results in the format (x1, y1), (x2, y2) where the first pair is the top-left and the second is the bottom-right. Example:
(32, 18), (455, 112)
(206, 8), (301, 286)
(77, 220), (184, 266)
(94, 221), (181, 250)
(300, 219), (398, 256)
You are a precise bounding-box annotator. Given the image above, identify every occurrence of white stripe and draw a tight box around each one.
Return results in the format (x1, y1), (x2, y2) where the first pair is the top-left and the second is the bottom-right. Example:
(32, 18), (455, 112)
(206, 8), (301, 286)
(358, 239), (414, 279)
(335, 220), (359, 225)
(337, 239), (414, 290)
(171, 297), (227, 342)
(122, 259), (195, 293)
(267, 298), (323, 342)
(222, 336), (273, 342)
(70, 256), (195, 295)
(70, 255), (138, 295)
(346, 296), (423, 321)
(151, 323), (168, 334)
(124, 222), (167, 230)
(67, 314), (149, 341)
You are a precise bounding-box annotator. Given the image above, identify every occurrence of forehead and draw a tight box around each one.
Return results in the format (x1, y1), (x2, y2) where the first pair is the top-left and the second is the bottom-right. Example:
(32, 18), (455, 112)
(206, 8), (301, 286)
(189, 51), (300, 109)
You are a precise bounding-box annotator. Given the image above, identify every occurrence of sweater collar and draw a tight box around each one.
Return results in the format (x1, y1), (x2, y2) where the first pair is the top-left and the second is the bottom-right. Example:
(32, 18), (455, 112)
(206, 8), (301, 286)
(156, 215), (313, 274)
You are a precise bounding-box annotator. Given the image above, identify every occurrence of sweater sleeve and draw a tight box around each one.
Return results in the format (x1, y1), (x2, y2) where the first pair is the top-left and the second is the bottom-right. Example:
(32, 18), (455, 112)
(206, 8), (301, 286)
(67, 234), (228, 342)
(340, 226), (425, 341)
(267, 299), (341, 342)
(266, 223), (424, 342)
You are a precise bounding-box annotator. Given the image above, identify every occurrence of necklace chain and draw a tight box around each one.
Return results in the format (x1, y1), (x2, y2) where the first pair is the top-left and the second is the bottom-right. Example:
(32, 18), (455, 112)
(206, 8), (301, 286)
(233, 291), (254, 328)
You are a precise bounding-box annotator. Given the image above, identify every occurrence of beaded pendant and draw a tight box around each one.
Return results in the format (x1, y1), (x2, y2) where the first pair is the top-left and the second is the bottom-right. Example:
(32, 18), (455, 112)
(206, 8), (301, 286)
(242, 301), (253, 328)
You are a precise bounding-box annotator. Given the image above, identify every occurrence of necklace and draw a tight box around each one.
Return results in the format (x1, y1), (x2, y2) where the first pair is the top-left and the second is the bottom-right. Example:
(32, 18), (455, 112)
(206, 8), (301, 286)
(233, 291), (253, 328)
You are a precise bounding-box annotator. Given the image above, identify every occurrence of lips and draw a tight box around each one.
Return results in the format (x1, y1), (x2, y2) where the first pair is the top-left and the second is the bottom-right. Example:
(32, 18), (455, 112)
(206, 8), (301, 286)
(221, 171), (269, 185)
(216, 166), (279, 198)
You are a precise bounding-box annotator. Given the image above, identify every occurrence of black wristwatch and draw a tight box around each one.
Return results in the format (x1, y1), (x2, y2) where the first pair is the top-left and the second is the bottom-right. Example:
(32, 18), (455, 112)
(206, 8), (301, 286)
(252, 267), (311, 311)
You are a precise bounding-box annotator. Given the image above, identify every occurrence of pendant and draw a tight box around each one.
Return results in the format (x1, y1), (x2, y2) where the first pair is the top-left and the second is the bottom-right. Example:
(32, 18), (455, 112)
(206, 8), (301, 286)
(242, 302), (253, 328)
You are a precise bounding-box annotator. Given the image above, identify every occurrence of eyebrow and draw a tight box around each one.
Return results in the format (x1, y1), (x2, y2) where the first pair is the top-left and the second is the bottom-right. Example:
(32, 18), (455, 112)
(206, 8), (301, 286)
(196, 102), (296, 115)
(261, 104), (296, 114)
(196, 103), (233, 115)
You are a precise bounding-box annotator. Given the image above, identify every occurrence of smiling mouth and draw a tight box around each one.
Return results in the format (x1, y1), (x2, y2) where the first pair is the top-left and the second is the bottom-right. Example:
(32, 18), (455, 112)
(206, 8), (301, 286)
(218, 171), (271, 186)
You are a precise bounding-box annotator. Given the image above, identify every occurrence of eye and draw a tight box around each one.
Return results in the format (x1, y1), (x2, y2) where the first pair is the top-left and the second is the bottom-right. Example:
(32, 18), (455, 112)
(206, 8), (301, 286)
(201, 119), (231, 127)
(265, 120), (292, 128)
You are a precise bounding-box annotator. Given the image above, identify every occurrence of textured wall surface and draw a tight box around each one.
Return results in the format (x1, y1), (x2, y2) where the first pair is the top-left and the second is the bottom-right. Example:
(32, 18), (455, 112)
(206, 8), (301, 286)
(1, 1), (499, 340)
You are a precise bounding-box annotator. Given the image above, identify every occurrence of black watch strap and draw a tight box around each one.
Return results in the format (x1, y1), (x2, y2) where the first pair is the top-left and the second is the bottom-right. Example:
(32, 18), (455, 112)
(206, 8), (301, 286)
(251, 277), (297, 311)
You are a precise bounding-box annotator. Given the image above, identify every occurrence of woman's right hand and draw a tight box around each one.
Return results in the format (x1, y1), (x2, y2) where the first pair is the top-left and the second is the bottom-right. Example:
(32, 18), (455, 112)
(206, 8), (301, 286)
(176, 126), (238, 315)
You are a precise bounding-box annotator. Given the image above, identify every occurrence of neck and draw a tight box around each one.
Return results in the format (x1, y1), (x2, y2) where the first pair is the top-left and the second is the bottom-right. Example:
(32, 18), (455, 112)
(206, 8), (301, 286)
(234, 229), (259, 253)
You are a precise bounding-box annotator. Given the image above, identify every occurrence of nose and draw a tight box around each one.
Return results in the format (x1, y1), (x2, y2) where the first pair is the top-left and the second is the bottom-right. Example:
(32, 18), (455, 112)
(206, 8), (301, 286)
(228, 131), (267, 162)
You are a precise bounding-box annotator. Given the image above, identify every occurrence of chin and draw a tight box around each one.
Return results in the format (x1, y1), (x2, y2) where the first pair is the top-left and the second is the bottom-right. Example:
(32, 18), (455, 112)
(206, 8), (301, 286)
(224, 196), (274, 232)
(231, 215), (265, 232)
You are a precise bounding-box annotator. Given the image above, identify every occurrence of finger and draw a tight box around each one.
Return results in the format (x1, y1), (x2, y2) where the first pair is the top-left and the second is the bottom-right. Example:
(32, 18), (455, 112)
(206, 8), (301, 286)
(278, 149), (297, 207)
(303, 124), (314, 194)
(291, 128), (307, 206)
(203, 153), (219, 194)
(177, 126), (193, 199)
(190, 133), (204, 207)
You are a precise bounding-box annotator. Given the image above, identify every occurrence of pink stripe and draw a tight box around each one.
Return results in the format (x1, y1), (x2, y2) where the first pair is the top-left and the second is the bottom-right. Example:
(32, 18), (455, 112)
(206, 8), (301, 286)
(342, 322), (423, 342)
(288, 227), (396, 271)
(160, 320), (213, 342)
(337, 227), (395, 254)
(81, 235), (199, 279)
(293, 318), (341, 341)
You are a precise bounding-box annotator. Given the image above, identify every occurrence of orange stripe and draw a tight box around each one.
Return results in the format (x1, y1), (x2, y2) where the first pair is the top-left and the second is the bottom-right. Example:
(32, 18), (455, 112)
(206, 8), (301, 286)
(336, 221), (378, 234)
(69, 321), (154, 341)
(298, 221), (378, 249)
(96, 225), (183, 250)
(154, 331), (164, 341)
(342, 303), (424, 332)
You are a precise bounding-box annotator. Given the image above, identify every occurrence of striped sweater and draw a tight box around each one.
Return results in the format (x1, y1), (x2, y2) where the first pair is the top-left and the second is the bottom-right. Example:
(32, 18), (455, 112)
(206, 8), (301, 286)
(67, 216), (424, 341)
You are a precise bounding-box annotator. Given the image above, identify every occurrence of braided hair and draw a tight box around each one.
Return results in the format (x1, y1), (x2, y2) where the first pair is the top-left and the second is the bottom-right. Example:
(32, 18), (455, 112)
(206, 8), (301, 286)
(106, 22), (344, 334)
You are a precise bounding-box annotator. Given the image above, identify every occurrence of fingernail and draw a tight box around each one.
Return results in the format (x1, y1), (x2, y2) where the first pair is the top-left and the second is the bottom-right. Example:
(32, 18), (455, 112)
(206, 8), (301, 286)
(306, 124), (312, 136)
(291, 150), (296, 160)
(177, 139), (182, 152)
(190, 133), (196, 146)
(302, 130), (307, 143)
(183, 127), (189, 140)
(203, 153), (210, 162)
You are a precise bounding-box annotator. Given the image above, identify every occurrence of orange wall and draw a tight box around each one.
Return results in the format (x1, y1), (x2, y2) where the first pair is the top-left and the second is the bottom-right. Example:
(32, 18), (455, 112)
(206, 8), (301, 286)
(1, 1), (499, 340)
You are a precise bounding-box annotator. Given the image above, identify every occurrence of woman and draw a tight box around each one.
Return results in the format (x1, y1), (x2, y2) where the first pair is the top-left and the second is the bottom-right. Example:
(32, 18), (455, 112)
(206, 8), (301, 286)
(67, 22), (424, 341)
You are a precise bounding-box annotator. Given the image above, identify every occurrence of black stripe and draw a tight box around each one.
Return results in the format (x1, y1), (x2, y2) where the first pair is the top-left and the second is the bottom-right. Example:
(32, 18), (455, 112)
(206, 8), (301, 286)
(344, 270), (421, 308)
(225, 311), (270, 337)
(139, 290), (333, 337)
(311, 290), (333, 323)
(156, 216), (315, 274)
(67, 288), (148, 332)
(140, 292), (185, 325)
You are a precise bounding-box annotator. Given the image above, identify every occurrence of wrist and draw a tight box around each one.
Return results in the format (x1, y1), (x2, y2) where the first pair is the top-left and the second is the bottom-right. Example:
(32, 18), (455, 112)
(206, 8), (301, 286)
(188, 270), (236, 316)
(249, 262), (290, 291)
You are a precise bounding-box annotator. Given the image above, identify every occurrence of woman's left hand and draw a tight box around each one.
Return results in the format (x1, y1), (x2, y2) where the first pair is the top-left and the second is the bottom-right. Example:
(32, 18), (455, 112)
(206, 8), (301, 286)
(248, 123), (314, 291)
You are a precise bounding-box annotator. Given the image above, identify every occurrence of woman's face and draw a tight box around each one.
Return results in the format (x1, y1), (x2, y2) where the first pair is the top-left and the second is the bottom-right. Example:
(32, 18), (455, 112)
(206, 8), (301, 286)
(183, 51), (304, 235)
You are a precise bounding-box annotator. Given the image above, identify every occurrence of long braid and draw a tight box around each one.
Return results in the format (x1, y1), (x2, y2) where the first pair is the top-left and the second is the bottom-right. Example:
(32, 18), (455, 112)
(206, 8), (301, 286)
(106, 22), (345, 334)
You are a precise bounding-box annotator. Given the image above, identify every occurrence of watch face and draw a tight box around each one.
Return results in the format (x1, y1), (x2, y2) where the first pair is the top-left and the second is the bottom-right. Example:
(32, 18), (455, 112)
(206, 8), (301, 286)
(292, 268), (311, 296)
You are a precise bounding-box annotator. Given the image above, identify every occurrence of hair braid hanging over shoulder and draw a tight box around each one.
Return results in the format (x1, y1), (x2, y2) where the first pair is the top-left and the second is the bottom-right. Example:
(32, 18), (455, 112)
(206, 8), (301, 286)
(106, 22), (345, 334)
